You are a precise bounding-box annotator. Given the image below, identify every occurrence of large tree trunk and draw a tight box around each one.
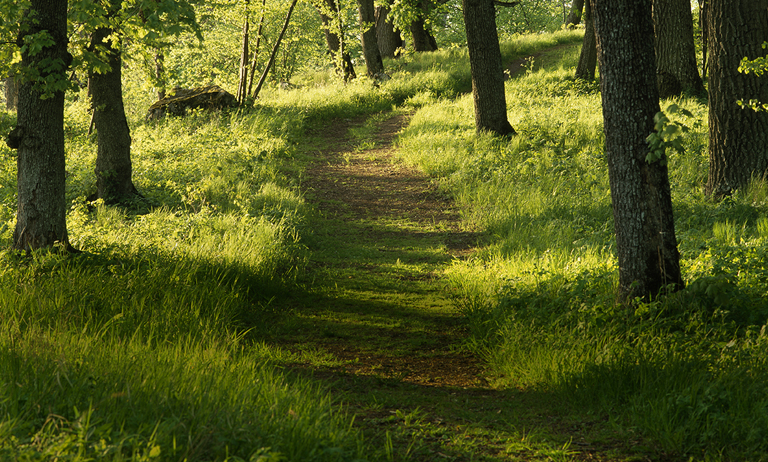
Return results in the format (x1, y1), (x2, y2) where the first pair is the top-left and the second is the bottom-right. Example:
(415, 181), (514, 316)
(90, 25), (141, 204)
(705, 0), (768, 198)
(652, 0), (704, 98)
(7, 0), (73, 252)
(574, 0), (596, 81)
(565, 0), (584, 27)
(317, 0), (356, 81)
(410, 0), (438, 52)
(463, 0), (515, 136)
(375, 6), (403, 58)
(358, 0), (384, 77)
(592, 0), (683, 300)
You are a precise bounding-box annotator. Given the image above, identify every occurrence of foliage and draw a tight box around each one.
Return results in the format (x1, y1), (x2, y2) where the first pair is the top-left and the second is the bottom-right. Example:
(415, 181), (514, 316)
(646, 103), (695, 165)
(737, 41), (768, 112)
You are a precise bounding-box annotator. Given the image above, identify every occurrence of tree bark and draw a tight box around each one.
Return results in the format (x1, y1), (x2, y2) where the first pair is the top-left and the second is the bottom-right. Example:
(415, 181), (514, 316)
(705, 0), (768, 198)
(4, 76), (18, 110)
(410, 0), (438, 51)
(463, 0), (515, 136)
(358, 0), (384, 77)
(565, 0), (584, 27)
(592, 0), (683, 300)
(317, 0), (356, 81)
(574, 0), (596, 81)
(8, 0), (73, 252)
(652, 0), (704, 98)
(90, 23), (141, 204)
(375, 6), (403, 58)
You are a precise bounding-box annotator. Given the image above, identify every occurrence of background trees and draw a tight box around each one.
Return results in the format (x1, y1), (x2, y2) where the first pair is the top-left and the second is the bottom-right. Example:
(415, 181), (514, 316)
(652, 0), (704, 98)
(592, 0), (683, 299)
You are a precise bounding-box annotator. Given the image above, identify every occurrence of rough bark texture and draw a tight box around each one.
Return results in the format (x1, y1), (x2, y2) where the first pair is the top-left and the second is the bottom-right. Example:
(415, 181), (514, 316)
(574, 0), (596, 80)
(565, 0), (584, 27)
(375, 7), (403, 58)
(463, 0), (515, 136)
(4, 76), (18, 110)
(358, 0), (384, 77)
(317, 0), (356, 80)
(410, 0), (438, 52)
(90, 26), (141, 204)
(592, 0), (683, 300)
(705, 0), (768, 198)
(652, 0), (704, 98)
(8, 0), (72, 251)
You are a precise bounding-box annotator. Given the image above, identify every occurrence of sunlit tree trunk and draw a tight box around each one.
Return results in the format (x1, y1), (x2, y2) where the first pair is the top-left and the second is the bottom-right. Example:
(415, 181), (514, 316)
(317, 0), (356, 80)
(463, 0), (515, 136)
(4, 76), (18, 110)
(565, 0), (584, 27)
(592, 0), (683, 300)
(574, 0), (596, 81)
(8, 0), (73, 251)
(358, 0), (384, 76)
(705, 0), (768, 198)
(375, 6), (403, 58)
(652, 0), (704, 98)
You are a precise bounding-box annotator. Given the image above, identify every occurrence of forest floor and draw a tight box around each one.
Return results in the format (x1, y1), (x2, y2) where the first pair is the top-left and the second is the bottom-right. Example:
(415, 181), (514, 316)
(264, 50), (664, 461)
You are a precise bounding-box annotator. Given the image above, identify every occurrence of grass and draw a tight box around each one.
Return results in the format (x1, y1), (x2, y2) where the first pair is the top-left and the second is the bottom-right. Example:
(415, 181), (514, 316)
(1, 27), (767, 461)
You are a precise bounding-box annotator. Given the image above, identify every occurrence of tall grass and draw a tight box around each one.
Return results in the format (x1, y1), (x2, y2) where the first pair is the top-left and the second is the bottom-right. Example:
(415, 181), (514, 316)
(397, 36), (768, 460)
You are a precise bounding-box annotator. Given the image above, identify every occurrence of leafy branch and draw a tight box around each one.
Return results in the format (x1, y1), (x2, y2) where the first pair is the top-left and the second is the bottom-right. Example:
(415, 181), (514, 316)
(645, 103), (693, 165)
(737, 41), (768, 112)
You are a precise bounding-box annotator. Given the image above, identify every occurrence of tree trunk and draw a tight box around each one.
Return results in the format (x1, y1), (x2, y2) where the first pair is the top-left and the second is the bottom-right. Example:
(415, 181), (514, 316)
(358, 0), (384, 77)
(375, 6), (403, 58)
(317, 0), (356, 80)
(8, 0), (73, 252)
(463, 0), (515, 136)
(253, 0), (299, 98)
(4, 76), (18, 110)
(565, 0), (584, 27)
(90, 24), (141, 204)
(236, 16), (250, 103)
(410, 0), (438, 51)
(705, 0), (768, 198)
(574, 0), (596, 81)
(652, 0), (704, 98)
(592, 0), (683, 300)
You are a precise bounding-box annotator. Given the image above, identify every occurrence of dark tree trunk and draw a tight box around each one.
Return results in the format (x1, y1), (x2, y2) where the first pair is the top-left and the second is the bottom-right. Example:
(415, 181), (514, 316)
(410, 0), (438, 51)
(565, 0), (584, 27)
(652, 0), (704, 98)
(375, 6), (403, 58)
(592, 0), (683, 300)
(317, 0), (357, 81)
(705, 0), (768, 198)
(90, 25), (141, 204)
(463, 0), (515, 136)
(574, 0), (596, 80)
(358, 0), (384, 77)
(700, 0), (707, 79)
(7, 0), (73, 252)
(4, 76), (18, 110)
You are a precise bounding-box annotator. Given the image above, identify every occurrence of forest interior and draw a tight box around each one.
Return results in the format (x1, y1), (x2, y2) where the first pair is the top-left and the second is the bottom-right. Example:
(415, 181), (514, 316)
(2, 0), (768, 460)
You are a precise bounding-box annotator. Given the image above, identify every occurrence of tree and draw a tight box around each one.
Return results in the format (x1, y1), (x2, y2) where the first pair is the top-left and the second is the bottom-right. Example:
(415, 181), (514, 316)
(6, 0), (74, 252)
(652, 0), (704, 98)
(3, 76), (18, 110)
(592, 0), (683, 300)
(88, 0), (141, 204)
(574, 0), (596, 81)
(462, 0), (515, 136)
(704, 0), (768, 199)
(565, 0), (584, 27)
(409, 0), (438, 51)
(317, 0), (356, 80)
(358, 0), (385, 77)
(375, 6), (403, 58)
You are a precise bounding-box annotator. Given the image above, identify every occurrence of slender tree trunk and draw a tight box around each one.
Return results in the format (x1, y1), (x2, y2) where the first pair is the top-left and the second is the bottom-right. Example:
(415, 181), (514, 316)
(90, 23), (140, 204)
(247, 0), (267, 96)
(574, 0), (596, 81)
(463, 0), (515, 136)
(705, 0), (768, 198)
(317, 0), (356, 80)
(700, 0), (707, 79)
(8, 0), (73, 252)
(592, 0), (683, 300)
(253, 0), (299, 99)
(154, 52), (166, 99)
(652, 0), (704, 98)
(236, 15), (250, 103)
(565, 0), (584, 27)
(375, 6), (403, 58)
(358, 0), (384, 77)
(4, 76), (18, 110)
